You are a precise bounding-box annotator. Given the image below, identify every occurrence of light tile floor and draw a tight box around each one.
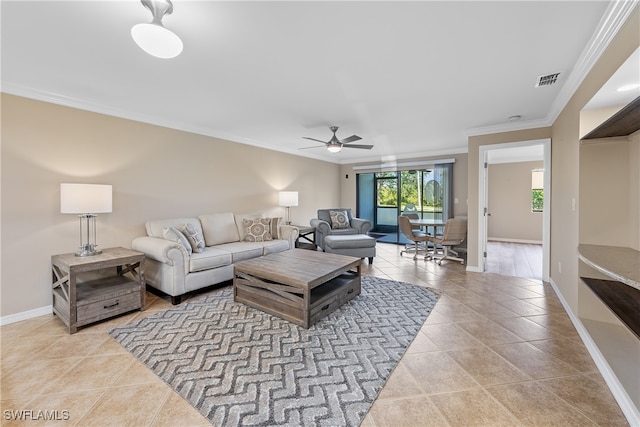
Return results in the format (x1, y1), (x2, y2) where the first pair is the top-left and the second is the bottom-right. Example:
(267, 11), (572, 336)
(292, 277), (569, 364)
(0, 243), (629, 426)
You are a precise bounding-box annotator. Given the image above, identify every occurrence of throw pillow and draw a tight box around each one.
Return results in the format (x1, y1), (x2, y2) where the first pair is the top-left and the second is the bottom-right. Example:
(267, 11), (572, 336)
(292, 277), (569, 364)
(243, 218), (273, 242)
(329, 210), (350, 229)
(162, 226), (193, 255)
(177, 223), (206, 253)
(267, 217), (282, 239)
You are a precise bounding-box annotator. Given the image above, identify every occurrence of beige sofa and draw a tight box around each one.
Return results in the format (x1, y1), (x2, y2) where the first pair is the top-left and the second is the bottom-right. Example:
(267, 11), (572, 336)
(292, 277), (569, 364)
(131, 212), (299, 304)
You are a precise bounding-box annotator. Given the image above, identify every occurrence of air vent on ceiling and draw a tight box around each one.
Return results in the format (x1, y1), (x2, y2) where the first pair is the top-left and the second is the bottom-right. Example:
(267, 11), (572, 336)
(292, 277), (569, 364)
(535, 72), (561, 87)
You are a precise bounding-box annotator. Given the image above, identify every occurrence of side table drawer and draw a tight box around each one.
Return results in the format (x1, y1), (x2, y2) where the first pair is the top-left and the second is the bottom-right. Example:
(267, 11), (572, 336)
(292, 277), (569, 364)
(77, 291), (140, 326)
(53, 275), (142, 328)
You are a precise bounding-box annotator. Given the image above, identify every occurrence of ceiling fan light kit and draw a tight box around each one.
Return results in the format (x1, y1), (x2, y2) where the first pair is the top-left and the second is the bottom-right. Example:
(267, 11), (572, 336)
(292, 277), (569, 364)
(131, 0), (183, 59)
(302, 126), (373, 153)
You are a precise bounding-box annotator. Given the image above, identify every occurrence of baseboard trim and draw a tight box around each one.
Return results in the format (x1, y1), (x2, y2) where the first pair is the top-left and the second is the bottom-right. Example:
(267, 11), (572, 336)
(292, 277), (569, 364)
(0, 305), (52, 326)
(487, 238), (542, 245)
(548, 278), (640, 426)
(465, 265), (483, 273)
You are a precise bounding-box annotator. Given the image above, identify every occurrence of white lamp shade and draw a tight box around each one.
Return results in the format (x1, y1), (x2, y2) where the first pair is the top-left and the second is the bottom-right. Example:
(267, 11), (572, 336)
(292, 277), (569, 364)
(61, 183), (113, 214)
(278, 191), (299, 207)
(131, 23), (183, 59)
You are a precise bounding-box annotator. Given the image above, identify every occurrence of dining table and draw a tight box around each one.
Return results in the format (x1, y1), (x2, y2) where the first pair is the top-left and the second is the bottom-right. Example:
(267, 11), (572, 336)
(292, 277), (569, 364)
(407, 218), (446, 237)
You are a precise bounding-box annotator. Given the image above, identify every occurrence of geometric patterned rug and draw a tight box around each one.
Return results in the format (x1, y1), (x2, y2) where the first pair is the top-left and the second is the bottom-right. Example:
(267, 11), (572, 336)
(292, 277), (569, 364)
(109, 276), (439, 426)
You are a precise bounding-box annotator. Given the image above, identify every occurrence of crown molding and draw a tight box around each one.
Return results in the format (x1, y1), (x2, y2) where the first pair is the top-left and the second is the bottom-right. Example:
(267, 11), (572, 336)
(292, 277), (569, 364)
(465, 118), (552, 138)
(546, 0), (639, 124)
(467, 0), (639, 138)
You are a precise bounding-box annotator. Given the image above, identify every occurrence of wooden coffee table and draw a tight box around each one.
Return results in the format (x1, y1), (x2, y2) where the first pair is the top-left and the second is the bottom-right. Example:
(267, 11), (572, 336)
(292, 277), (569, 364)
(233, 249), (361, 328)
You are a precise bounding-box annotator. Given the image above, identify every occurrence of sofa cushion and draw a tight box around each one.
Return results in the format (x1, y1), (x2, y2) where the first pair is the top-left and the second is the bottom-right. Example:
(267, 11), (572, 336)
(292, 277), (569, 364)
(330, 210), (350, 229)
(242, 218), (274, 242)
(177, 223), (206, 253)
(259, 239), (290, 255)
(146, 217), (202, 239)
(215, 242), (264, 262)
(162, 226), (193, 255)
(189, 247), (232, 272)
(199, 213), (240, 246)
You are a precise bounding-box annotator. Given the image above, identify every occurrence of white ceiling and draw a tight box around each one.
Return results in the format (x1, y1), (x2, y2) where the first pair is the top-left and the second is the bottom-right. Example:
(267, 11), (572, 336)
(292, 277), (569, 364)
(584, 46), (640, 111)
(2, 1), (636, 164)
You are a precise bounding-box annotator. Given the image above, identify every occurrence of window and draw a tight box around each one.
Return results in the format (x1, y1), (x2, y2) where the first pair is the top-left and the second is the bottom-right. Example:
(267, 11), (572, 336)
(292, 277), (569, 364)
(356, 163), (453, 233)
(531, 169), (544, 212)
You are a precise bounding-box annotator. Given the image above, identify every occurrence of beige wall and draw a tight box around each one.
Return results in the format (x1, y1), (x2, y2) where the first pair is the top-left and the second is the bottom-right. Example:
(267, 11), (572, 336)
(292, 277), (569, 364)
(339, 153), (469, 217)
(579, 139), (637, 247)
(1, 94), (340, 317)
(488, 161), (543, 243)
(550, 7), (639, 313)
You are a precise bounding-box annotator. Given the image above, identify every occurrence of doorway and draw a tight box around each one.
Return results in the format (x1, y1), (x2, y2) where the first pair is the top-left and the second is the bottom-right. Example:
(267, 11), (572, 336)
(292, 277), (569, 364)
(478, 139), (551, 281)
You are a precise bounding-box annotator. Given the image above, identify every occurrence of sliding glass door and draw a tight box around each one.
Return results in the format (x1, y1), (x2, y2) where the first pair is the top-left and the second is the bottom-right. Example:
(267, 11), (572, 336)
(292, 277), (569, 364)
(375, 172), (399, 233)
(357, 163), (453, 243)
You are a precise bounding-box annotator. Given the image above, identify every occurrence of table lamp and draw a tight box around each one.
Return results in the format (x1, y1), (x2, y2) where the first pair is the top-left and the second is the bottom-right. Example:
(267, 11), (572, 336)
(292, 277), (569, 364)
(278, 191), (298, 225)
(60, 183), (112, 256)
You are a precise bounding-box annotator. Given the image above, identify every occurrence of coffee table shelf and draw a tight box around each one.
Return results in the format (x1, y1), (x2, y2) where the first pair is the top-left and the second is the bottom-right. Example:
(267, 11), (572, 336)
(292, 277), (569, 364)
(234, 249), (361, 328)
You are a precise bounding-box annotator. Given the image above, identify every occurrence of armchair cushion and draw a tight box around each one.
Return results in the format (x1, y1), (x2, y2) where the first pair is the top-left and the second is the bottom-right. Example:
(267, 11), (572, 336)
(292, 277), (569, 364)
(312, 208), (372, 250)
(329, 210), (350, 229)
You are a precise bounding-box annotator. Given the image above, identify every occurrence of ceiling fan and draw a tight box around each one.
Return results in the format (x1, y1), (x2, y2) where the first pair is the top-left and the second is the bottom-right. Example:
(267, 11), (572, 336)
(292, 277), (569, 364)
(301, 126), (373, 153)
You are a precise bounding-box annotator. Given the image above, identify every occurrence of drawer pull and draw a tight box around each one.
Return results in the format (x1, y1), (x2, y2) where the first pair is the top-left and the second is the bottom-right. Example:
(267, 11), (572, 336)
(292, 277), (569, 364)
(347, 289), (354, 294)
(321, 304), (330, 311)
(104, 300), (120, 309)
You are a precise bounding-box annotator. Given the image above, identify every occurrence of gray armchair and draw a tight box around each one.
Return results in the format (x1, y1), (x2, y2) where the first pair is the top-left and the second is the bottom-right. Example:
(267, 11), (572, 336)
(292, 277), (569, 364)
(310, 208), (372, 250)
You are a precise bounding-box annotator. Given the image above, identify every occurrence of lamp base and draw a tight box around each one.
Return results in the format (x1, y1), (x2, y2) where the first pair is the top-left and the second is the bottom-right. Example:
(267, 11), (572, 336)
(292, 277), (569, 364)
(75, 244), (102, 257)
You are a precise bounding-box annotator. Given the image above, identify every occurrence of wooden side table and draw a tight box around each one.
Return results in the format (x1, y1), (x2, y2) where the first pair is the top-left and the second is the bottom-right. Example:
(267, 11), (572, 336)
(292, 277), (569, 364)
(51, 247), (146, 334)
(293, 225), (316, 250)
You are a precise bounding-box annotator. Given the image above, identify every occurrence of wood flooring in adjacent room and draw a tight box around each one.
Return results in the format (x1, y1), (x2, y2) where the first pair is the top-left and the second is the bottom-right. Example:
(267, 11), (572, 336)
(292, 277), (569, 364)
(486, 241), (543, 281)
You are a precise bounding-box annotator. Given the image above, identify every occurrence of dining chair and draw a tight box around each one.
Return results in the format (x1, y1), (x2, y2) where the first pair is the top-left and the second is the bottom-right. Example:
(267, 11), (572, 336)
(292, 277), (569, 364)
(427, 218), (467, 265)
(398, 215), (431, 260)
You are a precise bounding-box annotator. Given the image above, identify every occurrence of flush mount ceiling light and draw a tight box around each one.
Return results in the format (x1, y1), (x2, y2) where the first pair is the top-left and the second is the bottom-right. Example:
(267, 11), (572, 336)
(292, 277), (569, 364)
(131, 0), (183, 59)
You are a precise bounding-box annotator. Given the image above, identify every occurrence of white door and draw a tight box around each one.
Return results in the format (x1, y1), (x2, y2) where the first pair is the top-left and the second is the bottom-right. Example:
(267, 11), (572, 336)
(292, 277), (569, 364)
(481, 151), (489, 272)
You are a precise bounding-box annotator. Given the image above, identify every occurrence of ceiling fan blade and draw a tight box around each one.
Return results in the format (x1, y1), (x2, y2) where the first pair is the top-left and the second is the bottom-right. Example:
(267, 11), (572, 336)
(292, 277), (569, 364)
(342, 144), (373, 150)
(340, 135), (362, 143)
(302, 137), (328, 144)
(298, 145), (324, 150)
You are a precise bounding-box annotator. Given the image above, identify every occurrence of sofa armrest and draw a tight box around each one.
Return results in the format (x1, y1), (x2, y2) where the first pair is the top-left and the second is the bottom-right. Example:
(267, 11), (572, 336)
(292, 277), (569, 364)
(351, 217), (372, 234)
(278, 224), (299, 249)
(131, 236), (190, 274)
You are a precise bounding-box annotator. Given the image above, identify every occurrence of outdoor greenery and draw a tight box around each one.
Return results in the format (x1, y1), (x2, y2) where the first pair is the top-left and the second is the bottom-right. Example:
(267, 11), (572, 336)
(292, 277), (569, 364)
(375, 170), (443, 213)
(532, 189), (544, 212)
